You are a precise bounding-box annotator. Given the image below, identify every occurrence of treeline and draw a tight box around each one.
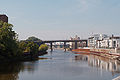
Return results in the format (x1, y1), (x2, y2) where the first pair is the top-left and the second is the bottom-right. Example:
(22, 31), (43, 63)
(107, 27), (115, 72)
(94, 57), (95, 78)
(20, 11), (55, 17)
(0, 21), (48, 62)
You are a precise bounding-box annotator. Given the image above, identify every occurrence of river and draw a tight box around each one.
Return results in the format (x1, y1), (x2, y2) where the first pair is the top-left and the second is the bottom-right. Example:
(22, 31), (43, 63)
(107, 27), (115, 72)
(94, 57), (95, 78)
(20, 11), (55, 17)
(0, 50), (120, 80)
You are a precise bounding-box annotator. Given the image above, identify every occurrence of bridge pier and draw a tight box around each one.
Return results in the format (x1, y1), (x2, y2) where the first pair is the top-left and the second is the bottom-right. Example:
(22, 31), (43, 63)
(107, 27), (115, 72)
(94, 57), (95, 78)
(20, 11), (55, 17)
(75, 41), (78, 49)
(50, 42), (53, 52)
(86, 40), (88, 47)
(64, 42), (66, 52)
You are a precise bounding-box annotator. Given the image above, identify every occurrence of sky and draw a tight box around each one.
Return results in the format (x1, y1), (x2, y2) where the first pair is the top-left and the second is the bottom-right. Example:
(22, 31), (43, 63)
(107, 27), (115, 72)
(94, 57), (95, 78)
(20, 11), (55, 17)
(0, 0), (120, 40)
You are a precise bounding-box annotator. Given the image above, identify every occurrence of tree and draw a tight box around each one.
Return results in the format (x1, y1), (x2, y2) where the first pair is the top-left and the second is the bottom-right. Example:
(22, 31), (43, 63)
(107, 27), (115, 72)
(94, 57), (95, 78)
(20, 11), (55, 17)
(26, 42), (39, 59)
(0, 21), (49, 61)
(0, 21), (21, 60)
(39, 44), (48, 53)
(26, 36), (42, 42)
(19, 41), (40, 58)
(27, 42), (39, 54)
(18, 41), (27, 53)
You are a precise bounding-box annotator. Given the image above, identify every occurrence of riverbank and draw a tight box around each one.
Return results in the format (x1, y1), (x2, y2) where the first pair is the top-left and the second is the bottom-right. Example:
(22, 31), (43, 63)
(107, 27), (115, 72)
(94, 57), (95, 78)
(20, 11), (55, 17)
(0, 51), (48, 63)
(20, 51), (48, 61)
(72, 48), (120, 61)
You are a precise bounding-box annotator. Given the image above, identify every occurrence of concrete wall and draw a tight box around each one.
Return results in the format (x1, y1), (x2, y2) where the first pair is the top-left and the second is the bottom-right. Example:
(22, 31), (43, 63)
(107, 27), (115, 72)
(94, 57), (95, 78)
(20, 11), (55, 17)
(90, 48), (116, 53)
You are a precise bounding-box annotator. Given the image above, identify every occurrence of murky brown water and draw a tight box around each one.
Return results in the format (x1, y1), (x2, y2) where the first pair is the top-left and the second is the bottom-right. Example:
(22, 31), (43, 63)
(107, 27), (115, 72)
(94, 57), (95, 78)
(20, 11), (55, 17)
(0, 50), (120, 80)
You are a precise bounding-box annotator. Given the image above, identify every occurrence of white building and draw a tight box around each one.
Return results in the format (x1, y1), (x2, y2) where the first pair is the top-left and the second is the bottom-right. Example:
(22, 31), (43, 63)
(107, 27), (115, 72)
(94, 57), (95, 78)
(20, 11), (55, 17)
(109, 35), (120, 48)
(88, 34), (120, 49)
(88, 34), (108, 48)
(98, 38), (109, 48)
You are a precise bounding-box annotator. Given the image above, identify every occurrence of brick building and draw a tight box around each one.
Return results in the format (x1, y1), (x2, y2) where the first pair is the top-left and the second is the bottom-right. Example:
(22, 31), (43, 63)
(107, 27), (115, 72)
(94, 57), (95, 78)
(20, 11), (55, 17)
(0, 14), (8, 23)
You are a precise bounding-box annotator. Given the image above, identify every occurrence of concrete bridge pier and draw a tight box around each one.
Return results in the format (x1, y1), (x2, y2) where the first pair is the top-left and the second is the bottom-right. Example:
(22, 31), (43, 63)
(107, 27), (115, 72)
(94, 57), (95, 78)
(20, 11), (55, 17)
(75, 41), (78, 49)
(64, 42), (66, 52)
(86, 41), (88, 47)
(50, 42), (53, 52)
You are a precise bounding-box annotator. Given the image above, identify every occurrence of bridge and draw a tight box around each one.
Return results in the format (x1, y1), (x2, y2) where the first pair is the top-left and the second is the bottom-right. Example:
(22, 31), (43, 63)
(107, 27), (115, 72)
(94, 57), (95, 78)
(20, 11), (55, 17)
(35, 39), (88, 52)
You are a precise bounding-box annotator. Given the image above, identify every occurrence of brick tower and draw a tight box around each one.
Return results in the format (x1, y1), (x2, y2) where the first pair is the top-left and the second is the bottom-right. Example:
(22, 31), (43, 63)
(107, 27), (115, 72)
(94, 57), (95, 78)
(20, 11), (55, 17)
(0, 14), (8, 23)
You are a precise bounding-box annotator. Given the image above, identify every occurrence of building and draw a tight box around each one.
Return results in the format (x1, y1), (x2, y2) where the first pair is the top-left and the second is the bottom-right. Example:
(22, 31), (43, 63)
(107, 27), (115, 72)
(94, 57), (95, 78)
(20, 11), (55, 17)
(88, 34), (120, 49)
(70, 35), (80, 49)
(88, 34), (108, 48)
(109, 35), (120, 48)
(98, 35), (120, 49)
(98, 38), (109, 48)
(0, 14), (8, 23)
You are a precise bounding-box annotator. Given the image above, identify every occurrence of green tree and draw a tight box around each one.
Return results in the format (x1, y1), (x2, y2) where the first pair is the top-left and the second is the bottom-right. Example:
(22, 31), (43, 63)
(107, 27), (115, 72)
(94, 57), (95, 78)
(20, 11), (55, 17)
(0, 21), (21, 60)
(39, 44), (48, 52)
(26, 36), (42, 42)
(26, 42), (39, 59)
(18, 41), (27, 53)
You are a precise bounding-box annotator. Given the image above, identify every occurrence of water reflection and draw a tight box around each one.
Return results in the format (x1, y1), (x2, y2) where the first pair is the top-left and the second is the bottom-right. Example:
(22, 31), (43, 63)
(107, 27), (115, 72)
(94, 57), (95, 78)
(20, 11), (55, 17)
(23, 61), (39, 73)
(0, 62), (24, 80)
(75, 54), (120, 75)
(0, 61), (37, 80)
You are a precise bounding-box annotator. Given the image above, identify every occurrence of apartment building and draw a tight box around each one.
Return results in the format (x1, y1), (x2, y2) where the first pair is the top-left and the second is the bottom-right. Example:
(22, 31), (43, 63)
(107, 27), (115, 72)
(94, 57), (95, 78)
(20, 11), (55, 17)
(88, 34), (120, 49)
(88, 34), (108, 48)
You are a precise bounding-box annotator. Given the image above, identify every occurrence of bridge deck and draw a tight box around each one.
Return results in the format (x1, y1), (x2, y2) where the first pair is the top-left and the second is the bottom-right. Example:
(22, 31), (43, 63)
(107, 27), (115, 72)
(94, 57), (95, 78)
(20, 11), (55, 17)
(42, 40), (87, 43)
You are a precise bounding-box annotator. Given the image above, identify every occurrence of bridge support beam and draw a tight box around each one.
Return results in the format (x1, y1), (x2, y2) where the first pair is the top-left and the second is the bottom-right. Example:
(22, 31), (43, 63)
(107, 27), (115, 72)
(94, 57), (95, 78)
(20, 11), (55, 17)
(50, 42), (53, 52)
(64, 42), (66, 52)
(86, 41), (88, 47)
(75, 41), (78, 49)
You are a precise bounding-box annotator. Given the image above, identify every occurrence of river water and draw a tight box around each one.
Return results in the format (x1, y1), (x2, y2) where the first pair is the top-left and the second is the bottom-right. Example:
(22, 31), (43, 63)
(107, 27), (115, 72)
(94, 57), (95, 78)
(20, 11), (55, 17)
(0, 50), (120, 80)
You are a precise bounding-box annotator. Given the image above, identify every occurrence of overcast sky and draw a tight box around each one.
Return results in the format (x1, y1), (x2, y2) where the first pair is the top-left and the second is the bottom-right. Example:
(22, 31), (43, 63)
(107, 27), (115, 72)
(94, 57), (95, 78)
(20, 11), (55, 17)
(1, 0), (120, 40)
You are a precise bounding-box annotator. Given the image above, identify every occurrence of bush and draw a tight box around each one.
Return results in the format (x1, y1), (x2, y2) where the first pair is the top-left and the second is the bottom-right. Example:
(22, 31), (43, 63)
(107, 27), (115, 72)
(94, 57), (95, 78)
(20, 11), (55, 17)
(0, 21), (22, 60)
(39, 44), (48, 52)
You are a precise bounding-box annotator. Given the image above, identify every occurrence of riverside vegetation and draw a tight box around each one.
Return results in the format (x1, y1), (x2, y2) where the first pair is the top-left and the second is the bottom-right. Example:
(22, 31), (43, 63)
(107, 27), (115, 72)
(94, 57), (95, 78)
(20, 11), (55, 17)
(0, 21), (48, 62)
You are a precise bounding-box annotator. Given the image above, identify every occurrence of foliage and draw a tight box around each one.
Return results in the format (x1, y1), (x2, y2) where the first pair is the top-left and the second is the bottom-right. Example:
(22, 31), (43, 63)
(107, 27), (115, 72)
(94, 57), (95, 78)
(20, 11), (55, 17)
(39, 44), (48, 52)
(0, 21), (22, 60)
(26, 42), (39, 55)
(26, 36), (42, 42)
(19, 41), (39, 51)
(18, 41), (27, 53)
(19, 41), (39, 56)
(0, 21), (48, 61)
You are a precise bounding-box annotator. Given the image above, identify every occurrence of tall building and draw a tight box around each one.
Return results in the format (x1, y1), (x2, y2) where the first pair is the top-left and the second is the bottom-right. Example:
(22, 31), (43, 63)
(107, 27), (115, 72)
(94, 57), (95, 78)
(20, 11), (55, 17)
(0, 14), (8, 23)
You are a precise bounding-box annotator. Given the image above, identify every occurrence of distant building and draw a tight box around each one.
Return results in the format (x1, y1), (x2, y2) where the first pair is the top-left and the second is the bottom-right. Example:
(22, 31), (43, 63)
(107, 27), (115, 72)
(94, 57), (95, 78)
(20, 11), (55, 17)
(0, 14), (8, 23)
(88, 34), (120, 49)
(69, 35), (86, 49)
(109, 35), (120, 48)
(69, 35), (80, 49)
(88, 34), (108, 48)
(98, 38), (109, 48)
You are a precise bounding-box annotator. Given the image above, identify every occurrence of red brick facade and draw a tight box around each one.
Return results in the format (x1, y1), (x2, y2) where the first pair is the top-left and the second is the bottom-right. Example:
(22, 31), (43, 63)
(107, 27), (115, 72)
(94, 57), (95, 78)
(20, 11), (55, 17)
(0, 15), (8, 23)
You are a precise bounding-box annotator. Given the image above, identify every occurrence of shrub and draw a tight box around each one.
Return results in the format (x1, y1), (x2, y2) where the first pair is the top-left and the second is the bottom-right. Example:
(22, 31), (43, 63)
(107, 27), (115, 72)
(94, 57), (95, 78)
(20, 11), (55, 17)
(39, 44), (48, 52)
